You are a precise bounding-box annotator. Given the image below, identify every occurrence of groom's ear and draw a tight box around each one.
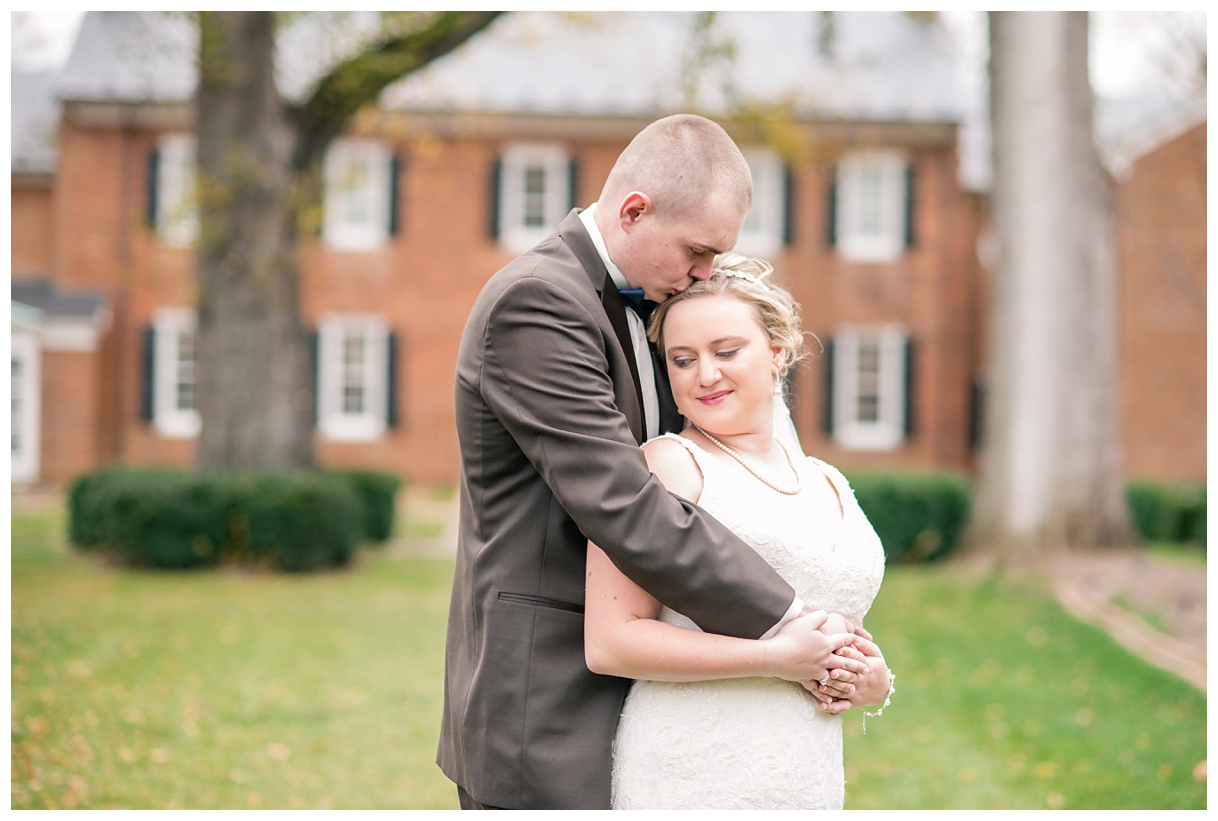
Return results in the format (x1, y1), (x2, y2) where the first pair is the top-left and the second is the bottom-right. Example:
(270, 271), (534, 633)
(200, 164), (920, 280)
(619, 191), (652, 231)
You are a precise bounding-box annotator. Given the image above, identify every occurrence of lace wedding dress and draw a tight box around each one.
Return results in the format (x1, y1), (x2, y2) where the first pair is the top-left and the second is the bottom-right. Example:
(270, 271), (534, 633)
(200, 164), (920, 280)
(610, 433), (886, 810)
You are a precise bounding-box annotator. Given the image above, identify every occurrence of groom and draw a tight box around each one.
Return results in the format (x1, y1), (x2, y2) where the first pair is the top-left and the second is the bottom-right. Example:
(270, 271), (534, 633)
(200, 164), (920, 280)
(440, 115), (820, 810)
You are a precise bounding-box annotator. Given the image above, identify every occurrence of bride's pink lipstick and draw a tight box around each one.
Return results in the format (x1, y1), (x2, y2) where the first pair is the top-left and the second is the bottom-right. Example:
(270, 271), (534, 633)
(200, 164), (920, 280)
(698, 390), (731, 405)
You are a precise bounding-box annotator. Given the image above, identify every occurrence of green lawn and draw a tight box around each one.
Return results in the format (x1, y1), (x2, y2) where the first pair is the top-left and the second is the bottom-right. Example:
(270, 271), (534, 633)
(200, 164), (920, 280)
(844, 567), (1206, 809)
(11, 505), (1207, 809)
(11, 505), (456, 810)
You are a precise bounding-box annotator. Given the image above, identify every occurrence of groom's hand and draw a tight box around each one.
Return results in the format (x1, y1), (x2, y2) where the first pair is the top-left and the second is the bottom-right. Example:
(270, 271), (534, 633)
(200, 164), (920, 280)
(764, 611), (865, 685)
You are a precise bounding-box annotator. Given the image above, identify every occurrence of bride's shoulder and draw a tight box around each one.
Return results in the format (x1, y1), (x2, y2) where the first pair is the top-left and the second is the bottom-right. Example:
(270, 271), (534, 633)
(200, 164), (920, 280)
(642, 434), (704, 503)
(805, 456), (855, 495)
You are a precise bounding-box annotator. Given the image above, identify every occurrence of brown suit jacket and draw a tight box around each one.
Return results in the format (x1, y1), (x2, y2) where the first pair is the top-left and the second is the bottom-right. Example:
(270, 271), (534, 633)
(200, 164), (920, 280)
(437, 210), (796, 809)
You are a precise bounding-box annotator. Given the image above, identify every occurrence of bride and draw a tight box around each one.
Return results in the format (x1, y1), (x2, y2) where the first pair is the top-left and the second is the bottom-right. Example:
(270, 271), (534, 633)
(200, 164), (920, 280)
(584, 254), (894, 810)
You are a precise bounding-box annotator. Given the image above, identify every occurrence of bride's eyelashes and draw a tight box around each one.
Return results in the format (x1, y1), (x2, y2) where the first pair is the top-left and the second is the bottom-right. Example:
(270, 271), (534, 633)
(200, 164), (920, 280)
(669, 348), (742, 369)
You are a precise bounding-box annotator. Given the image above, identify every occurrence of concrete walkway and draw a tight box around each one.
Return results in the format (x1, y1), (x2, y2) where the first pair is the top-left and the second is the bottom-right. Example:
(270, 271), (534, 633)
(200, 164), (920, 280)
(1050, 550), (1206, 693)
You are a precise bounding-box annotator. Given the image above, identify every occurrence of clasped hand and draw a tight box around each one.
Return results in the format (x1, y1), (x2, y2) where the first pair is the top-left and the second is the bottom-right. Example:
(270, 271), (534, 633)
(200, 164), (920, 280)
(769, 611), (890, 715)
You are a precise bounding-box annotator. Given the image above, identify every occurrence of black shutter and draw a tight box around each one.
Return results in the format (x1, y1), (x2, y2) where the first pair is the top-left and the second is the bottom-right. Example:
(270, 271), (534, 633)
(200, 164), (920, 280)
(970, 374), (986, 450)
(388, 154), (402, 237)
(782, 165), (795, 246)
(903, 337), (916, 437)
(825, 165), (837, 247)
(904, 164), (917, 248)
(488, 157), (502, 240)
(386, 331), (399, 428)
(822, 337), (835, 435)
(309, 330), (321, 425)
(140, 325), (156, 422)
(568, 158), (579, 212)
(146, 148), (160, 229)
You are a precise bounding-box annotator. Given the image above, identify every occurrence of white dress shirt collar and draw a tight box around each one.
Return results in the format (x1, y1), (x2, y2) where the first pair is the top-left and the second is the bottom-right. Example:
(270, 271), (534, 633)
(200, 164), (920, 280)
(578, 202), (659, 441)
(578, 203), (630, 294)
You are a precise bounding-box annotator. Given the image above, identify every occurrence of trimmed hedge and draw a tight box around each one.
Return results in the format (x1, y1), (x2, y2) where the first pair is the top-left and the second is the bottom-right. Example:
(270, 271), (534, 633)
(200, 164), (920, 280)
(1126, 481), (1206, 547)
(329, 470), (402, 543)
(67, 468), (400, 571)
(845, 472), (973, 564)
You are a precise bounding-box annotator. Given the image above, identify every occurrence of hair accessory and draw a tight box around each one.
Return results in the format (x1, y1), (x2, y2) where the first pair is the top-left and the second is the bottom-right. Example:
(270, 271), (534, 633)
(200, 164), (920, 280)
(721, 269), (765, 288)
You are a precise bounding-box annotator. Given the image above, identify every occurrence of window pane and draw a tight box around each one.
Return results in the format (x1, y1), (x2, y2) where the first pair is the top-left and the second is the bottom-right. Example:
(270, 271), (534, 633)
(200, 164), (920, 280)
(858, 165), (883, 236)
(176, 329), (196, 411)
(855, 338), (881, 423)
(523, 165), (546, 227)
(341, 156), (373, 226)
(12, 358), (21, 454)
(341, 332), (366, 415)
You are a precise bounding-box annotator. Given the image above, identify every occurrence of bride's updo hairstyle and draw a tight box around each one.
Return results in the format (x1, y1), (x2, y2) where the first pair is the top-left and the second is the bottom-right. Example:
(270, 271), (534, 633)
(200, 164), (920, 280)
(647, 253), (806, 376)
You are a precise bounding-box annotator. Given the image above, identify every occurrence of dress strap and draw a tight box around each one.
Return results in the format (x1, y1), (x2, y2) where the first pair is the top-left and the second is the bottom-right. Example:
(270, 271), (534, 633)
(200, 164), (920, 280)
(651, 432), (724, 480)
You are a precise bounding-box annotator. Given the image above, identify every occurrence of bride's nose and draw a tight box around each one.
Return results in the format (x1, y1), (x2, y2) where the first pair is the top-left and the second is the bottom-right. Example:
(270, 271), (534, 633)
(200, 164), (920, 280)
(696, 357), (721, 385)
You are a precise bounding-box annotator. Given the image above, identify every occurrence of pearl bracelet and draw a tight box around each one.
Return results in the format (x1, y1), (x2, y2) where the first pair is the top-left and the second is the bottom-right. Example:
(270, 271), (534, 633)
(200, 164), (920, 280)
(860, 667), (895, 734)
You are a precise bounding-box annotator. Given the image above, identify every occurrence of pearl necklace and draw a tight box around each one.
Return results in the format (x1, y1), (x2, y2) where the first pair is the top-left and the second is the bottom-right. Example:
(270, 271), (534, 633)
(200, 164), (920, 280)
(691, 425), (802, 496)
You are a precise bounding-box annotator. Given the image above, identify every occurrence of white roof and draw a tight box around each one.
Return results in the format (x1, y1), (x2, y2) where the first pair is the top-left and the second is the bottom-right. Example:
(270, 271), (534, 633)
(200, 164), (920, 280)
(55, 11), (966, 123)
(11, 71), (60, 173)
(383, 11), (965, 123)
(41, 11), (1206, 191)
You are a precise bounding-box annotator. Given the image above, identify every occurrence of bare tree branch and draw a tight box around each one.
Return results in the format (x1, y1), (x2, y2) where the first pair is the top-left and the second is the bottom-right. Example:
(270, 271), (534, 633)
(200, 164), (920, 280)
(291, 10), (503, 169)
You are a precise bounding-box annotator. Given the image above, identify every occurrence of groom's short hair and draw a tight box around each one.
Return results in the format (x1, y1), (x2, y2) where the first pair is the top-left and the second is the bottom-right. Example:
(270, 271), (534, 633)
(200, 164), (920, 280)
(599, 114), (753, 220)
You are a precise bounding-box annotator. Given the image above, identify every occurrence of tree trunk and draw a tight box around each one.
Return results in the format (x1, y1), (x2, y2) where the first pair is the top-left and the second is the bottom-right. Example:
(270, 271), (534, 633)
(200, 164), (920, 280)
(195, 12), (315, 470)
(191, 11), (500, 471)
(966, 11), (1135, 560)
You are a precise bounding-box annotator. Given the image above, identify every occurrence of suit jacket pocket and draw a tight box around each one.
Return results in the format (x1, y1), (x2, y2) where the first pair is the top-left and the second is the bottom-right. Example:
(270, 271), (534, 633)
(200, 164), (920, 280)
(497, 591), (585, 615)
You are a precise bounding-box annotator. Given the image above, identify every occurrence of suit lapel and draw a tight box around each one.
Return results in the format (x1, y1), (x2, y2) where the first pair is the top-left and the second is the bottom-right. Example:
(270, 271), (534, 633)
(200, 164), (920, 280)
(602, 282), (647, 444)
(559, 210), (646, 444)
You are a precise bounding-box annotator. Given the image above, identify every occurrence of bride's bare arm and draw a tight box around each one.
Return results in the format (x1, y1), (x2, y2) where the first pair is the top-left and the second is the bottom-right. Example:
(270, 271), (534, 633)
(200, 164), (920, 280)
(584, 438), (867, 684)
(585, 542), (861, 682)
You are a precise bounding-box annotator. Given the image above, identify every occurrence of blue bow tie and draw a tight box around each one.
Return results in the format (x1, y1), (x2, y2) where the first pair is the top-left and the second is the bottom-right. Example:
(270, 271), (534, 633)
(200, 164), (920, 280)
(618, 286), (647, 309)
(617, 287), (657, 324)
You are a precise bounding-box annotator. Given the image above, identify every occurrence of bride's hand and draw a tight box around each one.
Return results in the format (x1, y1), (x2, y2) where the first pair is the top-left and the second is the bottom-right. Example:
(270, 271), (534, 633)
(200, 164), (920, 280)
(843, 640), (891, 709)
(764, 611), (866, 684)
(811, 638), (891, 712)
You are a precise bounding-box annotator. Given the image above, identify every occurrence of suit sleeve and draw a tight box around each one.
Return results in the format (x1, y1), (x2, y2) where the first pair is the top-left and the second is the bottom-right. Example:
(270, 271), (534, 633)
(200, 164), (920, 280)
(481, 276), (795, 639)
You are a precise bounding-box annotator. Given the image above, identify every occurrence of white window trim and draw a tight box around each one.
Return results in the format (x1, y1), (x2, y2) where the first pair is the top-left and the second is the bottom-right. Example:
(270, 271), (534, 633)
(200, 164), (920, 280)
(323, 138), (392, 252)
(833, 324), (907, 451)
(735, 147), (785, 257)
(157, 134), (199, 249)
(836, 151), (906, 263)
(11, 330), (42, 483)
(152, 308), (201, 439)
(317, 314), (389, 442)
(499, 143), (571, 254)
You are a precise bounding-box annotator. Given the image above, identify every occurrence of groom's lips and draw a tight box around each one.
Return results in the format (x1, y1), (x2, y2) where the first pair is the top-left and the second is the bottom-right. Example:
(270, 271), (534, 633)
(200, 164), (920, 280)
(698, 390), (731, 405)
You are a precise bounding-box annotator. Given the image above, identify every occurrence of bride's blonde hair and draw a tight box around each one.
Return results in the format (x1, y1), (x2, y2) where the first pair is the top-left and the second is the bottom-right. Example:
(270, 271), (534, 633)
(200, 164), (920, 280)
(647, 253), (806, 376)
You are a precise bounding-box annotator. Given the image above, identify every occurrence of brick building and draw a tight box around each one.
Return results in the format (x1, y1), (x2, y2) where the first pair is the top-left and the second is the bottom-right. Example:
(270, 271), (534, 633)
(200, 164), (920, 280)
(1103, 97), (1207, 482)
(10, 12), (1204, 487)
